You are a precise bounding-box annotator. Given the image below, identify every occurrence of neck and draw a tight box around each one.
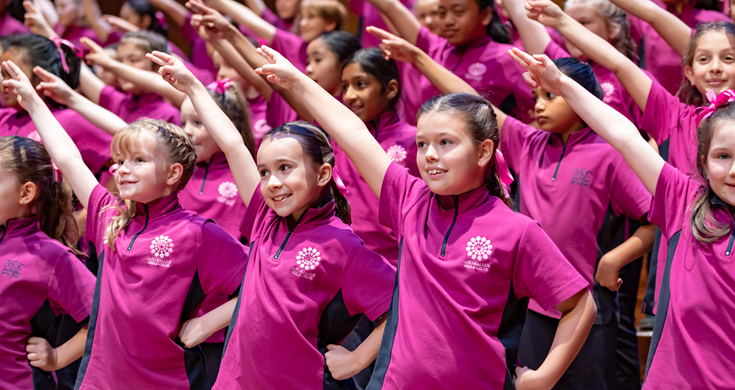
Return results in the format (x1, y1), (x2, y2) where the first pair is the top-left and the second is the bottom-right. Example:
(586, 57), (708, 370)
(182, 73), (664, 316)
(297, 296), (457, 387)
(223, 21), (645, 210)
(245, 86), (260, 99)
(559, 121), (586, 145)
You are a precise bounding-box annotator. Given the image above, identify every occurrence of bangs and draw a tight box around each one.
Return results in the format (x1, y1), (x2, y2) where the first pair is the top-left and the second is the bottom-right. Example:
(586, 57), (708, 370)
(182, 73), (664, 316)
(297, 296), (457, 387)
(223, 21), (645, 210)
(111, 126), (157, 159)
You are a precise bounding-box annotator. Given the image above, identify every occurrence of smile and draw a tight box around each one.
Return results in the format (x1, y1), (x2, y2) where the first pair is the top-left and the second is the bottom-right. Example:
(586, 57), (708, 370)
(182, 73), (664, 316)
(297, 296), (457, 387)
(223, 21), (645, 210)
(272, 194), (292, 203)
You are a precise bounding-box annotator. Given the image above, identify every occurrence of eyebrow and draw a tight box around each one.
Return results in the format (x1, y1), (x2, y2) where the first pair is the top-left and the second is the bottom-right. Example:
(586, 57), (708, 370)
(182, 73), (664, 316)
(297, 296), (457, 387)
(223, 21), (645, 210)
(257, 158), (297, 168)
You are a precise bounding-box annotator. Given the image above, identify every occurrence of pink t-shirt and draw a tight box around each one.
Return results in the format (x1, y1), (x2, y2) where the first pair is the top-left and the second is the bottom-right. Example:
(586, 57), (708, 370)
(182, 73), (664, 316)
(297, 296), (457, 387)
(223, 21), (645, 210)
(99, 85), (181, 125)
(349, 0), (415, 48)
(501, 118), (651, 318)
(0, 12), (30, 37)
(371, 163), (588, 389)
(0, 107), (113, 174)
(182, 13), (217, 74)
(644, 163), (735, 389)
(214, 188), (395, 390)
(0, 217), (95, 390)
(412, 26), (535, 124)
(272, 29), (308, 72)
(261, 7), (297, 34)
(54, 23), (101, 49)
(247, 95), (271, 152)
(266, 91), (299, 129)
(335, 110), (417, 265)
(76, 185), (248, 389)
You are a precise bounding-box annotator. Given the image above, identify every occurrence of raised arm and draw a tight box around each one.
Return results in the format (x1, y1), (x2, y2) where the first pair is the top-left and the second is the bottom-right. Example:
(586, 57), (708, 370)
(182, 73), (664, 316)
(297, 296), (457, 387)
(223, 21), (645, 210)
(256, 46), (392, 197)
(82, 0), (112, 43)
(608, 0), (691, 55)
(526, 0), (652, 111)
(202, 0), (277, 43)
(509, 48), (663, 194)
(241, 0), (267, 17)
(2, 61), (98, 208)
(364, 0), (422, 44)
(504, 0), (550, 55)
(148, 0), (189, 27)
(147, 51), (260, 206)
(23, 0), (56, 38)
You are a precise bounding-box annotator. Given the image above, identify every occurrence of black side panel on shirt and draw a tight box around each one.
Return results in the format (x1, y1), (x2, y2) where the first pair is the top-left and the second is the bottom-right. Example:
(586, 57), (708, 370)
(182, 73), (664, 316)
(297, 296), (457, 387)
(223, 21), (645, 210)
(30, 300), (61, 390)
(365, 239), (403, 390)
(222, 243), (253, 357)
(643, 138), (669, 315)
(498, 282), (529, 389)
(318, 290), (363, 390)
(178, 271), (210, 390)
(643, 230), (681, 382)
(74, 250), (105, 390)
(593, 205), (627, 325)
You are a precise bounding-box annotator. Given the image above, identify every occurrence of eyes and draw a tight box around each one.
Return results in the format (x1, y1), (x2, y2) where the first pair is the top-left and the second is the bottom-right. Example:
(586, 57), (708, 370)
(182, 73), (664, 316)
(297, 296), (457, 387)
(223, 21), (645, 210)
(116, 157), (146, 166)
(532, 91), (557, 102)
(696, 54), (735, 63)
(417, 139), (453, 148)
(260, 164), (292, 177)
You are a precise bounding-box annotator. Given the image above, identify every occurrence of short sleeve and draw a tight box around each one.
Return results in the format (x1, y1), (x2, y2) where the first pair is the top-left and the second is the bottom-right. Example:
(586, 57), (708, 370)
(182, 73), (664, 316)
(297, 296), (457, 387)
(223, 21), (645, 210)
(649, 163), (699, 239)
(341, 241), (396, 320)
(512, 222), (588, 310)
(47, 252), (96, 321)
(271, 29), (306, 71)
(543, 39), (570, 60)
(640, 81), (686, 146)
(181, 13), (198, 43)
(239, 186), (267, 241)
(98, 85), (129, 118)
(608, 155), (652, 220)
(378, 162), (427, 235)
(260, 7), (281, 25)
(499, 116), (536, 172)
(415, 26), (445, 57)
(197, 221), (249, 296)
(85, 184), (118, 248)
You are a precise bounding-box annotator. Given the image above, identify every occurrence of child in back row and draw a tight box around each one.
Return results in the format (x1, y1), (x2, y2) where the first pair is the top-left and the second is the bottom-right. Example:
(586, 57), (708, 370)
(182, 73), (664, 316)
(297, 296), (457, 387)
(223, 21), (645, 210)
(2, 58), (248, 389)
(254, 45), (596, 389)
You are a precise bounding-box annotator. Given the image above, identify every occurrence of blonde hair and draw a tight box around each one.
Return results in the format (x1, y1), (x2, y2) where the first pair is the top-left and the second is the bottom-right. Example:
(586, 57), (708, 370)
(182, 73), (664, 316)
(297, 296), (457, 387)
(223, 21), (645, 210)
(564, 0), (637, 61)
(104, 120), (196, 250)
(301, 0), (348, 31)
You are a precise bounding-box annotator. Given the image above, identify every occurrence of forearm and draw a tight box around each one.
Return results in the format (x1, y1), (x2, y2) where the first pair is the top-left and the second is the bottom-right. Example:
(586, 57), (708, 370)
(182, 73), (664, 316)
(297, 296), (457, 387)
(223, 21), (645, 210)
(603, 222), (656, 270)
(370, 0), (421, 44)
(506, 0), (550, 55)
(106, 61), (186, 107)
(213, 37), (273, 100)
(242, 0), (267, 17)
(54, 325), (88, 369)
(83, 0), (110, 43)
(79, 66), (105, 104)
(201, 298), (238, 334)
(67, 91), (128, 134)
(611, 0), (690, 55)
(148, 0), (188, 27)
(351, 314), (387, 370)
(218, 0), (276, 42)
(413, 51), (478, 95)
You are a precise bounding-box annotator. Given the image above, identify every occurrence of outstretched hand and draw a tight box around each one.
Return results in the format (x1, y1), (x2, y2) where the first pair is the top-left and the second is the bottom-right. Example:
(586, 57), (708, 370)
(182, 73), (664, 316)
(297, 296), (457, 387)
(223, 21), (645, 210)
(102, 14), (141, 33)
(188, 0), (234, 40)
(34, 66), (75, 106)
(368, 26), (421, 64)
(81, 37), (116, 68)
(254, 45), (303, 90)
(146, 51), (199, 93)
(507, 48), (564, 96)
(1, 60), (42, 111)
(525, 0), (565, 28)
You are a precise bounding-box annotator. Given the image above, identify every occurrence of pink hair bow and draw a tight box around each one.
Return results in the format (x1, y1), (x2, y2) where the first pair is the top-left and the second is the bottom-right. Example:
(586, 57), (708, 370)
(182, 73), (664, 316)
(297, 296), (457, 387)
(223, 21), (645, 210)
(694, 89), (735, 124)
(50, 36), (83, 74)
(332, 165), (348, 195)
(494, 150), (514, 199)
(207, 78), (233, 94)
(51, 160), (61, 182)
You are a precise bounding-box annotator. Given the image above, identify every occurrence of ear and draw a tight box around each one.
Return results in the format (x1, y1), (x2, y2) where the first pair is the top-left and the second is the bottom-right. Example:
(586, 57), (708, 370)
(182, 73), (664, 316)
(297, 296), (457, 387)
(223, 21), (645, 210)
(685, 65), (696, 87)
(476, 139), (495, 169)
(324, 20), (338, 32)
(384, 79), (399, 101)
(18, 181), (38, 206)
(480, 6), (493, 27)
(166, 162), (184, 188)
(607, 22), (621, 41)
(141, 14), (152, 30)
(316, 163), (332, 188)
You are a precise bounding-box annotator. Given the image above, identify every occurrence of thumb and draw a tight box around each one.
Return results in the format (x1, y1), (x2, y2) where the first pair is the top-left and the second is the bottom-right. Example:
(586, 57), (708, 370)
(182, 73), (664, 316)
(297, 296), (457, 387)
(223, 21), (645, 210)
(22, 0), (37, 14)
(326, 344), (338, 351)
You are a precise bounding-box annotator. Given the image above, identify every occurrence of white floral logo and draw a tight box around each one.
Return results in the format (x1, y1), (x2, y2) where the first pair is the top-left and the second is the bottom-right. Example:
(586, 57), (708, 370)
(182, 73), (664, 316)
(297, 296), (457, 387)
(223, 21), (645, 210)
(601, 82), (615, 103)
(466, 236), (492, 260)
(218, 182), (238, 199)
(296, 247), (321, 270)
(386, 145), (407, 163)
(468, 63), (487, 77)
(150, 235), (174, 258)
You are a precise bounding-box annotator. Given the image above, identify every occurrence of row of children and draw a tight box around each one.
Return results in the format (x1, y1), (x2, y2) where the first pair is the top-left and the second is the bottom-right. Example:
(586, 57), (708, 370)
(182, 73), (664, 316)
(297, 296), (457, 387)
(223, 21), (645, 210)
(1, 0), (734, 388)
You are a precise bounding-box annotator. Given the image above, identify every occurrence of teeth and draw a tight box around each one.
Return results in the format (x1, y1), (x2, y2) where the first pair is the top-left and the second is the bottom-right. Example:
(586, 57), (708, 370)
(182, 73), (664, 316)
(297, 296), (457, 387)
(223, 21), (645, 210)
(428, 170), (444, 175)
(273, 194), (290, 201)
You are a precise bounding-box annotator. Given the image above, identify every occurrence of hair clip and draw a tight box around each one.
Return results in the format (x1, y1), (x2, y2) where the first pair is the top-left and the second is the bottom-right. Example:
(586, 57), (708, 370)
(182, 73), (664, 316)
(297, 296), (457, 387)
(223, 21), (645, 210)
(332, 165), (348, 195)
(494, 150), (513, 199)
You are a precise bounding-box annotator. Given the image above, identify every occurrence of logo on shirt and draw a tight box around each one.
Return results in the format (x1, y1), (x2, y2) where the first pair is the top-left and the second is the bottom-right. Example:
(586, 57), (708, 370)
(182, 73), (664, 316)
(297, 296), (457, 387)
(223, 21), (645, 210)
(601, 82), (615, 103)
(465, 63), (487, 81)
(148, 235), (174, 267)
(1, 260), (24, 279)
(571, 168), (593, 187)
(464, 236), (492, 271)
(290, 247), (321, 280)
(386, 145), (407, 164)
(217, 182), (238, 206)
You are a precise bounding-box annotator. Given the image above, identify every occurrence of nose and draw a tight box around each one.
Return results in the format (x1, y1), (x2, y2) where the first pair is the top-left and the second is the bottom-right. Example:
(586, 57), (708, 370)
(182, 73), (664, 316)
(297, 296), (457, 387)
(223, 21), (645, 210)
(182, 123), (194, 138)
(710, 57), (723, 74)
(535, 99), (546, 114)
(424, 144), (439, 162)
(267, 174), (283, 191)
(343, 85), (357, 103)
(306, 63), (314, 77)
(117, 162), (131, 175)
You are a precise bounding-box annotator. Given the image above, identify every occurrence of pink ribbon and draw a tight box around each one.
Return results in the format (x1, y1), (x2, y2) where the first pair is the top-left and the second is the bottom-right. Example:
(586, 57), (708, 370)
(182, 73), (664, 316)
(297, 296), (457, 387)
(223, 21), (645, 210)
(109, 163), (119, 176)
(494, 150), (514, 199)
(155, 11), (169, 31)
(332, 165), (348, 195)
(50, 36), (83, 74)
(51, 160), (61, 182)
(207, 78), (232, 94)
(694, 89), (735, 124)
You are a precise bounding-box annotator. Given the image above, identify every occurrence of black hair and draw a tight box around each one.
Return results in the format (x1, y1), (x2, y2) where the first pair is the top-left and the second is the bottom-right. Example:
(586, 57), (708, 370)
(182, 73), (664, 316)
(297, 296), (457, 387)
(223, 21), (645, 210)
(694, 0), (721, 11)
(554, 57), (604, 100)
(263, 122), (351, 225)
(123, 0), (168, 37)
(316, 31), (362, 64)
(342, 48), (401, 106)
(1, 34), (81, 89)
(476, 0), (511, 43)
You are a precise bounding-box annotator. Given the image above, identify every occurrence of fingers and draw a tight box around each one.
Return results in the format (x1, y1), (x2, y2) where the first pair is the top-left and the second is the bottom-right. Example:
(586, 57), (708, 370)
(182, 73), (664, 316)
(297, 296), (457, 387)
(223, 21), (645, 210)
(366, 26), (395, 40)
(521, 72), (538, 88)
(22, 0), (37, 14)
(33, 66), (57, 82)
(146, 51), (174, 67)
(186, 0), (212, 15)
(2, 60), (22, 80)
(79, 37), (100, 52)
(258, 45), (279, 63)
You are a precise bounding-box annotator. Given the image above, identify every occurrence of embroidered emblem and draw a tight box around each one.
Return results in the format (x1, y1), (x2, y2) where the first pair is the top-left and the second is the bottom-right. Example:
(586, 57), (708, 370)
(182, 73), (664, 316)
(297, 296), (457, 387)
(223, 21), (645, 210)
(296, 247), (321, 270)
(571, 168), (593, 187)
(464, 236), (492, 271)
(148, 235), (174, 267)
(386, 145), (407, 164)
(26, 131), (42, 143)
(601, 82), (614, 103)
(217, 182), (238, 206)
(465, 63), (487, 81)
(1, 260), (24, 279)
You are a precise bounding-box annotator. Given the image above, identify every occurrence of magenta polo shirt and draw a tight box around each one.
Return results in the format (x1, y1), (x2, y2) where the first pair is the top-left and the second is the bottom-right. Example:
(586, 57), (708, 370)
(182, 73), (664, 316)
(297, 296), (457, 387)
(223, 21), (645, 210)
(348, 0), (415, 48)
(54, 23), (101, 49)
(247, 95), (271, 152)
(76, 185), (248, 389)
(0, 217), (95, 390)
(412, 26), (535, 124)
(334, 110), (417, 265)
(261, 7), (296, 34)
(501, 118), (651, 318)
(266, 91), (299, 129)
(369, 163), (587, 389)
(272, 29), (308, 72)
(99, 85), (181, 125)
(105, 30), (190, 61)
(0, 107), (112, 174)
(643, 163), (735, 389)
(214, 188), (395, 390)
(0, 12), (29, 37)
(182, 13), (217, 74)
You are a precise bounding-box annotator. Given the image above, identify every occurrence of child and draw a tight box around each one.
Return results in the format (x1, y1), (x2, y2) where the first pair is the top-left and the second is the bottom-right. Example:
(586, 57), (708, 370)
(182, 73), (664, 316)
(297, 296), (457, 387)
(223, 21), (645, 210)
(508, 44), (735, 390)
(494, 56), (653, 389)
(349, 0), (416, 48)
(79, 31), (181, 125)
(254, 45), (597, 390)
(1, 58), (248, 388)
(0, 34), (112, 176)
(413, 0), (441, 34)
(365, 0), (536, 124)
(148, 50), (396, 390)
(0, 136), (96, 390)
(240, 0), (302, 35)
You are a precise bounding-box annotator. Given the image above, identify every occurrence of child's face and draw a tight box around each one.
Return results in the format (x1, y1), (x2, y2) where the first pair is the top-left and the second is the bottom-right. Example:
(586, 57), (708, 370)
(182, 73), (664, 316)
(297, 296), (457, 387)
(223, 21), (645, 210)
(341, 62), (395, 123)
(306, 38), (341, 95)
(257, 135), (330, 221)
(300, 8), (335, 42)
(705, 122), (735, 206)
(564, 3), (613, 59)
(415, 111), (490, 195)
(212, 50), (249, 89)
(276, 0), (301, 20)
(685, 31), (735, 100)
(0, 49), (37, 109)
(533, 86), (583, 134)
(117, 41), (154, 93)
(180, 98), (220, 163)
(436, 0), (491, 45)
(120, 3), (149, 30)
(415, 0), (443, 35)
(56, 0), (83, 28)
(0, 159), (31, 227)
(113, 132), (180, 203)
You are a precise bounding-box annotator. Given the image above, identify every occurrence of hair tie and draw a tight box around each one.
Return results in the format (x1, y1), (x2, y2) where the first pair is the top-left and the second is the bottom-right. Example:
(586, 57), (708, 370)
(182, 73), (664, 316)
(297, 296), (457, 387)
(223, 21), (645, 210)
(331, 165), (348, 195)
(207, 78), (232, 94)
(694, 89), (735, 124)
(51, 160), (62, 182)
(109, 163), (119, 176)
(50, 36), (83, 74)
(155, 11), (169, 31)
(494, 150), (514, 199)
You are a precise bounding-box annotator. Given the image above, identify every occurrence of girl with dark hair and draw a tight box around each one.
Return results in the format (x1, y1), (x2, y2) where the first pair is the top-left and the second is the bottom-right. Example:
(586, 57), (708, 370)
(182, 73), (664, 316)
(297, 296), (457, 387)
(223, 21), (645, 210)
(363, 0), (536, 125)
(148, 50), (395, 390)
(496, 55), (654, 390)
(0, 136), (96, 389)
(255, 44), (596, 390)
(510, 45), (735, 390)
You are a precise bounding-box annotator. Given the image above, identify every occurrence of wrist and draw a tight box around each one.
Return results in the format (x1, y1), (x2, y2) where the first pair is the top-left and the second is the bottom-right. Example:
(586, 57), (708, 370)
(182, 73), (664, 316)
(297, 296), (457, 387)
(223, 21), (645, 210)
(556, 13), (574, 32)
(186, 79), (207, 96)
